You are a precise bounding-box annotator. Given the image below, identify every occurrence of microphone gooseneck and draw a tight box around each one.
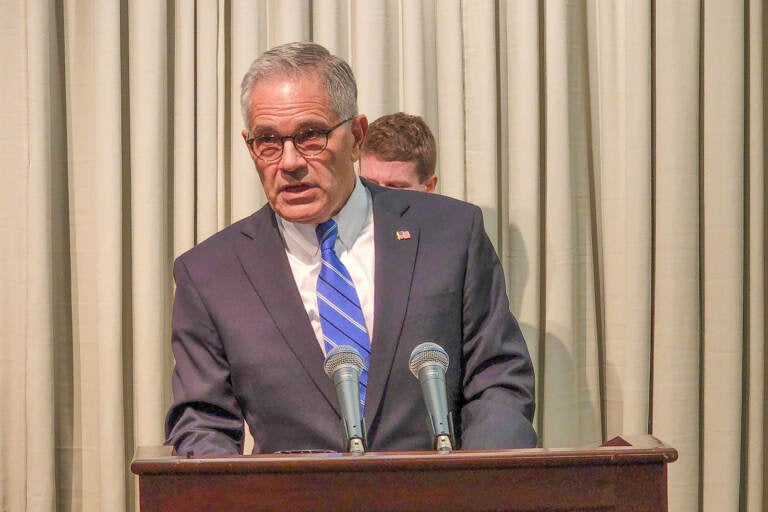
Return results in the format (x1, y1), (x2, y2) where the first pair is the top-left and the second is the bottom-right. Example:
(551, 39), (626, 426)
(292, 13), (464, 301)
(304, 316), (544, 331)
(323, 345), (367, 454)
(409, 342), (454, 453)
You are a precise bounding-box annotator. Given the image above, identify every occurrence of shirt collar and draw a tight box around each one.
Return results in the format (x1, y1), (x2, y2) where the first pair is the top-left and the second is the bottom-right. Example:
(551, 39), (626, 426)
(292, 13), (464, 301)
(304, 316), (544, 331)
(278, 175), (371, 260)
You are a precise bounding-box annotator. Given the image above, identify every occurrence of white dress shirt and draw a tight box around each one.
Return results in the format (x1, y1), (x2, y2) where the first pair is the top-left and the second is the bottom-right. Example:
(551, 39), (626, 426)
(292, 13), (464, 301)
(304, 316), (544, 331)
(277, 176), (375, 354)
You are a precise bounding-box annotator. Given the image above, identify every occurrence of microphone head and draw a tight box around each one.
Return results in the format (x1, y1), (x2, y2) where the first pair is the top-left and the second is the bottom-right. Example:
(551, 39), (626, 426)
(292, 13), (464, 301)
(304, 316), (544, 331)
(324, 345), (365, 378)
(408, 342), (449, 378)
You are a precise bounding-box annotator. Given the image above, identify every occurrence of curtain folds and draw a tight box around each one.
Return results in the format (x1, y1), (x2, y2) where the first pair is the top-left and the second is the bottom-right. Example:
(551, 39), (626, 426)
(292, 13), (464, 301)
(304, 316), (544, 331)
(0, 0), (764, 510)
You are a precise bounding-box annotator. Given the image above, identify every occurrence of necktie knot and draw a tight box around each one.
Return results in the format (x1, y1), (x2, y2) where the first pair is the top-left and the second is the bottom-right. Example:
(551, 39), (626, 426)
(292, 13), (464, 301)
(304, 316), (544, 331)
(316, 219), (338, 252)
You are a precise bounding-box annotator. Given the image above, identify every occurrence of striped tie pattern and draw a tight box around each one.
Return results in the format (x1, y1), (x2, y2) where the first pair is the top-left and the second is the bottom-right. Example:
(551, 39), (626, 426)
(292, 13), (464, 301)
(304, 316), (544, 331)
(316, 219), (370, 410)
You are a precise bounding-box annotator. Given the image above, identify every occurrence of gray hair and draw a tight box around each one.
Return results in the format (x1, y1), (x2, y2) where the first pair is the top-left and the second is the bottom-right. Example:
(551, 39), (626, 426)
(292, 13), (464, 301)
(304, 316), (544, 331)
(240, 42), (358, 133)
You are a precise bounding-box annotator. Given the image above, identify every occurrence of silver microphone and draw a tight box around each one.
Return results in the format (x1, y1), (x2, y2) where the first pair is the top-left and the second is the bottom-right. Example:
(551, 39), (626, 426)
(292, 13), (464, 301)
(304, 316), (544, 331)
(323, 345), (367, 454)
(409, 342), (453, 453)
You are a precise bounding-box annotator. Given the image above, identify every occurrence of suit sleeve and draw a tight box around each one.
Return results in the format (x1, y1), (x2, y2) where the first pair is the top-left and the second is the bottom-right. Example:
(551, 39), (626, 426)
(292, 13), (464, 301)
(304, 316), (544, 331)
(458, 207), (537, 449)
(164, 256), (244, 455)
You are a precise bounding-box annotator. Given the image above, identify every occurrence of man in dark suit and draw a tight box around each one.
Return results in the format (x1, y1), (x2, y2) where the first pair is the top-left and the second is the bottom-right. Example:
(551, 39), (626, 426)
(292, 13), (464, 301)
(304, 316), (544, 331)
(165, 42), (536, 456)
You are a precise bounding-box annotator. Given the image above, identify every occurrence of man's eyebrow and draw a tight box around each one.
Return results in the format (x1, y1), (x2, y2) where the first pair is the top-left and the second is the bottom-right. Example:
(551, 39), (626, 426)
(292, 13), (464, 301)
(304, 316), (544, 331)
(385, 181), (414, 188)
(251, 119), (330, 134)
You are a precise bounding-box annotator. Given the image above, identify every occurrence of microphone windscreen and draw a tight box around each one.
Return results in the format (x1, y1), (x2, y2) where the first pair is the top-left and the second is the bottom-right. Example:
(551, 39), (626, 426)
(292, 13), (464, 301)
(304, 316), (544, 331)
(324, 345), (365, 378)
(408, 342), (449, 377)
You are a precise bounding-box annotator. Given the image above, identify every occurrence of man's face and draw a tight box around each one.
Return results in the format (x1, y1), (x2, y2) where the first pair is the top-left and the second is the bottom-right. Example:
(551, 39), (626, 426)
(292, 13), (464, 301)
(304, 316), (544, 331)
(242, 74), (366, 224)
(359, 154), (437, 192)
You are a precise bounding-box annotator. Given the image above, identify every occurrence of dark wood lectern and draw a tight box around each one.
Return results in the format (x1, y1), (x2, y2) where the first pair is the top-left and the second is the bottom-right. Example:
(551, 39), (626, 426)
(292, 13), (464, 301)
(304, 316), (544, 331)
(131, 435), (677, 511)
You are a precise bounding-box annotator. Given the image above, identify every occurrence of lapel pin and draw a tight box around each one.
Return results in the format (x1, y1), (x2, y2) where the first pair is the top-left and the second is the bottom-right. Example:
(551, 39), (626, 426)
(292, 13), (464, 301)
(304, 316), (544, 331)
(395, 230), (411, 240)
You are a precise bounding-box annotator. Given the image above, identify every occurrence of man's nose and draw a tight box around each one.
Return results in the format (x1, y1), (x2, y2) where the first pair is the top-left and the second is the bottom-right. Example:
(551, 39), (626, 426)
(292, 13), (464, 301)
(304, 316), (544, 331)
(277, 139), (306, 172)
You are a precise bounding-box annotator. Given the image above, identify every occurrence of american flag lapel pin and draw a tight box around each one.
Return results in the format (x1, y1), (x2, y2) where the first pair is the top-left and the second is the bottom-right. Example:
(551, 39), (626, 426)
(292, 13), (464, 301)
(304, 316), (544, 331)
(395, 230), (411, 240)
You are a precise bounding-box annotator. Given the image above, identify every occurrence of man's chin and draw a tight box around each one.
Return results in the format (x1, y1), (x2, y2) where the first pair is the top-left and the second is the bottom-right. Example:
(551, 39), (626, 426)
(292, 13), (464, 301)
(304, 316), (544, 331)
(273, 203), (328, 224)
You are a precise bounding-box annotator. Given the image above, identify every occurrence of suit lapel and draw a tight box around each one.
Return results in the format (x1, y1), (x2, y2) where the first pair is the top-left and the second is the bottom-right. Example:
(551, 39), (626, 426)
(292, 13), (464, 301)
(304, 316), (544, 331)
(234, 206), (339, 414)
(365, 188), (419, 426)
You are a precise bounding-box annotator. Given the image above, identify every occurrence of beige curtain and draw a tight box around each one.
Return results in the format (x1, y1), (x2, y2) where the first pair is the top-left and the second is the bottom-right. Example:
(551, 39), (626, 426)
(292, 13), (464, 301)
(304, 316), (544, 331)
(1, 0), (764, 510)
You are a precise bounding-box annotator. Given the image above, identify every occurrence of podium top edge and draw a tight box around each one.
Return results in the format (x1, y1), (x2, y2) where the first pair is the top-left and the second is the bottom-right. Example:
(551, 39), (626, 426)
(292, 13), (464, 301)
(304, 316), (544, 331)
(131, 436), (678, 476)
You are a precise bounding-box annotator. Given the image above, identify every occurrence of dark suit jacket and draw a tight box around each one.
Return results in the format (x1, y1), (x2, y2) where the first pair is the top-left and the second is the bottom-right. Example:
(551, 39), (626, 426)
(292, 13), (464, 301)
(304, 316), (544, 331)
(165, 181), (536, 455)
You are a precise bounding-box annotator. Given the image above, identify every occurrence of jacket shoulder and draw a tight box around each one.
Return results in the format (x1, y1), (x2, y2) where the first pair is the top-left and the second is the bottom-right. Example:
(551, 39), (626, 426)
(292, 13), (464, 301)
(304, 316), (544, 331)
(175, 205), (273, 265)
(367, 180), (481, 217)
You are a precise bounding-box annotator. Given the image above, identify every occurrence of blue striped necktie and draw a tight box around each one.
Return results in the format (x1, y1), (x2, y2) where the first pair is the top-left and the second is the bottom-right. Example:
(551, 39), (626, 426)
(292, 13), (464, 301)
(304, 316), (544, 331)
(316, 219), (370, 410)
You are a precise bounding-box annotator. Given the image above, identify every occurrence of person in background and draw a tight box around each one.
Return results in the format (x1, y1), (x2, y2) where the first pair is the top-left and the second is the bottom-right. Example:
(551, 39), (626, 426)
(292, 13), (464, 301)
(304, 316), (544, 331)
(165, 41), (536, 456)
(359, 112), (438, 192)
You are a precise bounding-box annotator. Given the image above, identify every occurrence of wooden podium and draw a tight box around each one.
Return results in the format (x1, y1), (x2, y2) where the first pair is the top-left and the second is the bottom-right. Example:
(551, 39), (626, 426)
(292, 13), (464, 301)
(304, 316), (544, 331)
(131, 435), (677, 511)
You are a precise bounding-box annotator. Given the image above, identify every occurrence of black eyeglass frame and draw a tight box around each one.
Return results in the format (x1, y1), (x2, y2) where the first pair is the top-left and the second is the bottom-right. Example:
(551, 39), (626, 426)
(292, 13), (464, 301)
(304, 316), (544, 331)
(245, 116), (357, 162)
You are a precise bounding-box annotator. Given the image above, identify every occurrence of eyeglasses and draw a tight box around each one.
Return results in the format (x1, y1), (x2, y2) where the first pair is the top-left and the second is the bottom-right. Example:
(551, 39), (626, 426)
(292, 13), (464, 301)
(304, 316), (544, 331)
(246, 117), (356, 162)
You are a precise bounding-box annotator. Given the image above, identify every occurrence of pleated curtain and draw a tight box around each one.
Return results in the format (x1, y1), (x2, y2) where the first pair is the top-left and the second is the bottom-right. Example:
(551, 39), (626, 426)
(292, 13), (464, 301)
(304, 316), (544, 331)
(0, 1), (764, 510)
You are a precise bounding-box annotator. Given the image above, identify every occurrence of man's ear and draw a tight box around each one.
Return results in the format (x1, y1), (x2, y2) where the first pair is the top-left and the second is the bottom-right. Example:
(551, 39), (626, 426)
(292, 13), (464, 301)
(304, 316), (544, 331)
(242, 129), (258, 161)
(350, 115), (368, 160)
(424, 174), (438, 193)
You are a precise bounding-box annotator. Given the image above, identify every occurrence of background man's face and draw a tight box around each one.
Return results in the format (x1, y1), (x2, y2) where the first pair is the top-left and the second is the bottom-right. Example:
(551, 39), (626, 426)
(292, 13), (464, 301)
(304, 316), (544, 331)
(243, 74), (366, 224)
(359, 154), (436, 192)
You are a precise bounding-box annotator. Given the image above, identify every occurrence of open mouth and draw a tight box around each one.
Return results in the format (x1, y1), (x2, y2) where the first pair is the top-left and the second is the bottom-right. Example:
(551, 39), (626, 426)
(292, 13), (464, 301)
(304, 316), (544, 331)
(280, 183), (315, 199)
